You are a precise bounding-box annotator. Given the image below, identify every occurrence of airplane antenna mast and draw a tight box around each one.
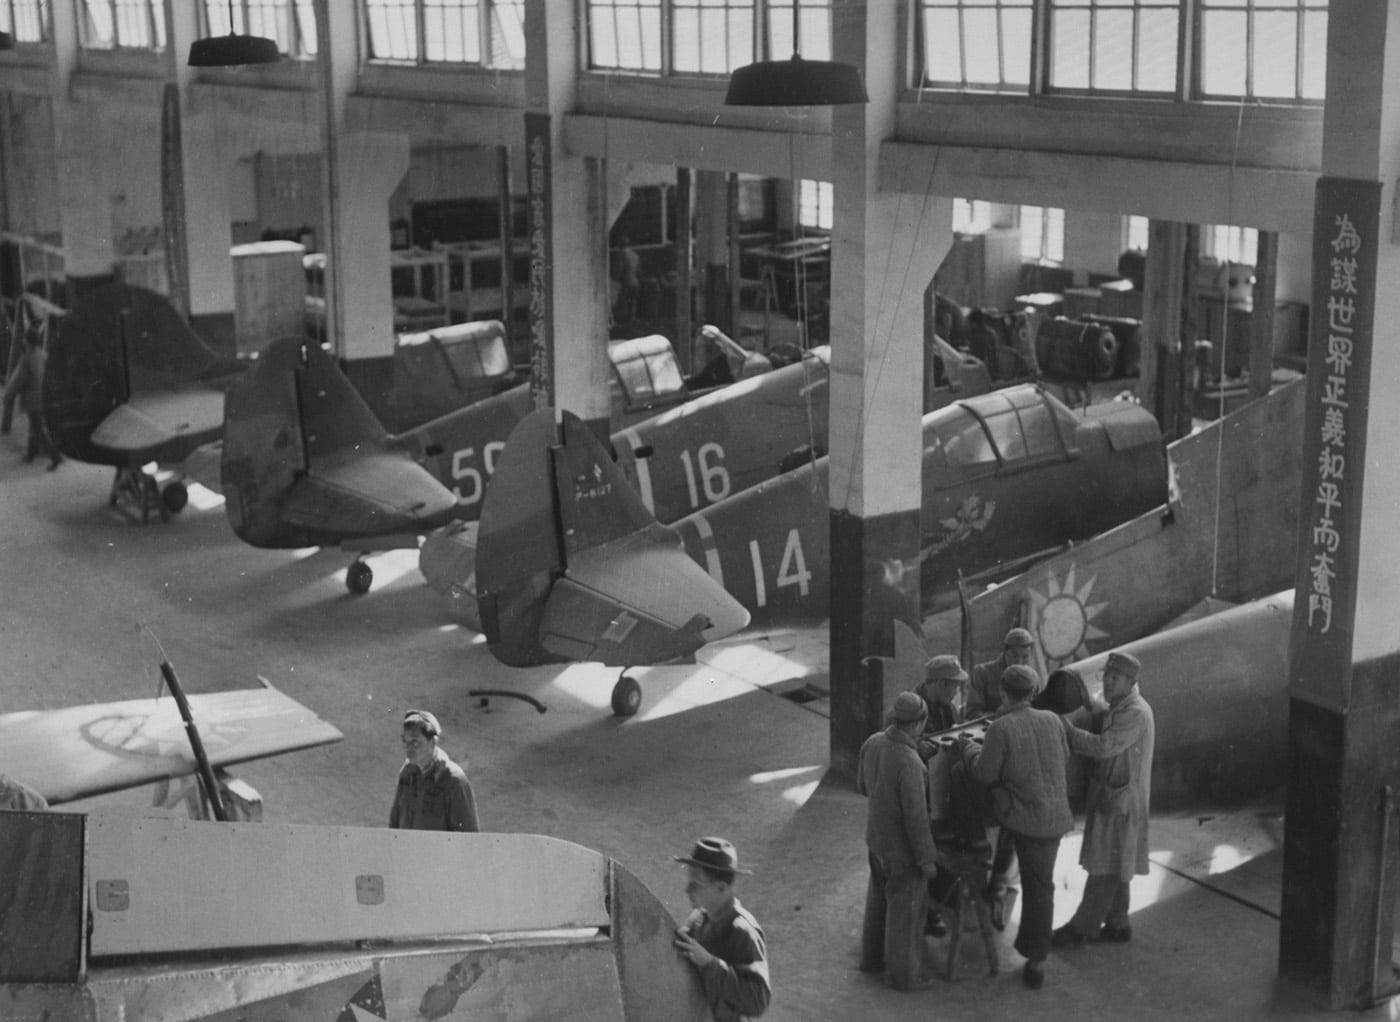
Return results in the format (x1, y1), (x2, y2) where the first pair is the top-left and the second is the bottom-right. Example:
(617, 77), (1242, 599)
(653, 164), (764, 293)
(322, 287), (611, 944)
(140, 623), (229, 822)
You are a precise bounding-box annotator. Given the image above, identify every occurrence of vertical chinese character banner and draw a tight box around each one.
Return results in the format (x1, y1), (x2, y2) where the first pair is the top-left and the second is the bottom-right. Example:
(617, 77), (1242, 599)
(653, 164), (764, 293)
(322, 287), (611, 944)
(524, 112), (554, 409)
(1288, 177), (1380, 711)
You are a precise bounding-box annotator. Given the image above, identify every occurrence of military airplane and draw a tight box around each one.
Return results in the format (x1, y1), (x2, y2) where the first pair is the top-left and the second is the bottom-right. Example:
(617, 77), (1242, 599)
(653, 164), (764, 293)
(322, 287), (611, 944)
(229, 325), (992, 594)
(221, 330), (803, 593)
(468, 384), (1168, 713)
(921, 589), (1292, 812)
(0, 676), (343, 818)
(43, 283), (247, 523)
(963, 377), (1305, 674)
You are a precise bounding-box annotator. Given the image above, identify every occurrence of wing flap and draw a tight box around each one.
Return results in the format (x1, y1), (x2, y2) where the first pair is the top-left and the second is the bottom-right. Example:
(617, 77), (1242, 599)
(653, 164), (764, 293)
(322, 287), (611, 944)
(0, 685), (344, 805)
(538, 527), (750, 665)
(90, 388), (226, 452)
(280, 452), (460, 536)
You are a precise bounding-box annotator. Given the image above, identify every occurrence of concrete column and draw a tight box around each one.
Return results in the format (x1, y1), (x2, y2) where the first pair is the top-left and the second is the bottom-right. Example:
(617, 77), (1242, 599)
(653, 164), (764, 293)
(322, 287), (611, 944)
(1278, 0), (1400, 1009)
(317, 0), (405, 365)
(827, 0), (950, 779)
(524, 0), (610, 432)
(47, 0), (114, 296)
(1139, 220), (1186, 432)
(693, 170), (729, 333)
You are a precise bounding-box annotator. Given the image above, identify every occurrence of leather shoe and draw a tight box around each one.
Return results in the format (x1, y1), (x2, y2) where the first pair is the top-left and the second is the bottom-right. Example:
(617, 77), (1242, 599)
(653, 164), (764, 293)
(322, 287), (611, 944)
(1022, 961), (1045, 989)
(1051, 925), (1086, 949)
(1096, 924), (1132, 943)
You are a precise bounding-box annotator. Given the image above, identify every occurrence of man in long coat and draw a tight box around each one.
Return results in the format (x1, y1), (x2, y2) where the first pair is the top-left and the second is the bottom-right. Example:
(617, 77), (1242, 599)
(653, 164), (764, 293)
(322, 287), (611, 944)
(1052, 650), (1155, 946)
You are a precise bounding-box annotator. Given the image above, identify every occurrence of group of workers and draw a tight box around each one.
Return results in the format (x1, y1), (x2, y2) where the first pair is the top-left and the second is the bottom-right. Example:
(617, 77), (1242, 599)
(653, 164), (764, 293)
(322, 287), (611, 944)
(858, 627), (1156, 992)
(387, 626), (1154, 1016)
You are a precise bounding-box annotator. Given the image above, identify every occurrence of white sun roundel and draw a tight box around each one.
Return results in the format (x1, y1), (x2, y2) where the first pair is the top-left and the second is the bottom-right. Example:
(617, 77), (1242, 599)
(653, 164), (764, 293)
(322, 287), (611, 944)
(1028, 564), (1110, 665)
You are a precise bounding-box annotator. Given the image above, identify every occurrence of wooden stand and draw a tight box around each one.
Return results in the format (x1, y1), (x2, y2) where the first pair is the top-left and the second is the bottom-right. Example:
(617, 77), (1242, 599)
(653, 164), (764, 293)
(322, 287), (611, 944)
(933, 846), (1000, 980)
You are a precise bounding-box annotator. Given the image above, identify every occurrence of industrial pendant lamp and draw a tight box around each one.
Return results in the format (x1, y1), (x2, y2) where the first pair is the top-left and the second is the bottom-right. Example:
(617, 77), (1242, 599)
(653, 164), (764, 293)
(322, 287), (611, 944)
(188, 0), (281, 67)
(724, 4), (867, 106)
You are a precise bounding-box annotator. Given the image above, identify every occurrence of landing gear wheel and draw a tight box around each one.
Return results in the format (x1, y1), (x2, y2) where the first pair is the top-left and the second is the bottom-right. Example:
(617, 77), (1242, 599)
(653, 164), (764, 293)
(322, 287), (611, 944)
(346, 560), (374, 594)
(161, 481), (189, 515)
(611, 673), (642, 718)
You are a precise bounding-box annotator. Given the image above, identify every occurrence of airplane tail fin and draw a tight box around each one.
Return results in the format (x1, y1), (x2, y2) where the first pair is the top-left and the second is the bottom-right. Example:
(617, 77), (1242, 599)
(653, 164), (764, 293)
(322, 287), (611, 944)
(475, 408), (750, 667)
(44, 283), (242, 463)
(223, 337), (454, 547)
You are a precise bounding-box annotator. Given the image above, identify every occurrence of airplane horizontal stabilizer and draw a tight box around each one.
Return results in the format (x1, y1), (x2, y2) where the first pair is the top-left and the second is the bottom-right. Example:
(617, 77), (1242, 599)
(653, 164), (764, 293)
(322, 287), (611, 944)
(539, 529), (751, 665)
(280, 452), (460, 536)
(89, 387), (226, 453)
(0, 684), (344, 805)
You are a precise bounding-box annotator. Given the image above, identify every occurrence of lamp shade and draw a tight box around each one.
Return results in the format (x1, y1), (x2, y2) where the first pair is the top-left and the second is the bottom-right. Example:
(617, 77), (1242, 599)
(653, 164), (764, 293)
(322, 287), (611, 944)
(188, 33), (282, 67)
(724, 55), (868, 107)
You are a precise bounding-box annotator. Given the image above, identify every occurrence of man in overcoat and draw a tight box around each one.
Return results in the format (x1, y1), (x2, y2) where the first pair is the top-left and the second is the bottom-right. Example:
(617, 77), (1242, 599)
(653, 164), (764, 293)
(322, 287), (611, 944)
(1052, 650), (1155, 946)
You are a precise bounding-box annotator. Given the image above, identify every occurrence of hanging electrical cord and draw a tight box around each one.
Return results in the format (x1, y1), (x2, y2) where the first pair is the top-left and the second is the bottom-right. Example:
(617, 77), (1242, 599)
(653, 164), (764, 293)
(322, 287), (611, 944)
(1208, 93), (1251, 599)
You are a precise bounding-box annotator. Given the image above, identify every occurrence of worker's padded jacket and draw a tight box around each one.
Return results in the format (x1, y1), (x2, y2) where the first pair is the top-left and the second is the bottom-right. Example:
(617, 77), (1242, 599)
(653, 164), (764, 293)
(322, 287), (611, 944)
(389, 748), (480, 832)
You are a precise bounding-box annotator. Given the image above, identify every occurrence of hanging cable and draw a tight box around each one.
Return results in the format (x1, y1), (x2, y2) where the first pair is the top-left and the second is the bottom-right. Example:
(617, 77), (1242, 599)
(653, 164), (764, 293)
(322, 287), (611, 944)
(1208, 94), (1250, 598)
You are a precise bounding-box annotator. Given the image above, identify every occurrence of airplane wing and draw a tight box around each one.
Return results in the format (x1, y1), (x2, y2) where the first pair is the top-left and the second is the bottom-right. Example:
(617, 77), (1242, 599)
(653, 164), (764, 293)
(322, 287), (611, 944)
(89, 387), (226, 453)
(278, 451), (461, 536)
(0, 681), (343, 805)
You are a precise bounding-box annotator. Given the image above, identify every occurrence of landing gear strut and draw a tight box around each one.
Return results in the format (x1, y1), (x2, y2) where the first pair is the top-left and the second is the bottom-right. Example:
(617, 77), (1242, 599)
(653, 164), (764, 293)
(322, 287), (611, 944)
(610, 672), (642, 718)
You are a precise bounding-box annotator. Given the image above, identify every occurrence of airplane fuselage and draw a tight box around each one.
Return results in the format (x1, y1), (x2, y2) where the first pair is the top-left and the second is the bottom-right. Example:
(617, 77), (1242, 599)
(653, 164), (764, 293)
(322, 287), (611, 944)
(668, 387), (1168, 624)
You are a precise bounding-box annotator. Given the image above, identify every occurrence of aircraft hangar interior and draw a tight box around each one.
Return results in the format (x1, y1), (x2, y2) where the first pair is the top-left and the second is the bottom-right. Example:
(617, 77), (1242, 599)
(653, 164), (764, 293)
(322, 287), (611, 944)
(2, 1), (1400, 1019)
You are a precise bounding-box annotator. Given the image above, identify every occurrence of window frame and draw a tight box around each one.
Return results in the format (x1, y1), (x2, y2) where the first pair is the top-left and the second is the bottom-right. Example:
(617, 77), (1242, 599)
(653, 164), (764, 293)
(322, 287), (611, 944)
(362, 0), (525, 68)
(915, 0), (1326, 104)
(78, 0), (165, 52)
(584, 0), (832, 79)
(0, 0), (49, 44)
(198, 0), (318, 60)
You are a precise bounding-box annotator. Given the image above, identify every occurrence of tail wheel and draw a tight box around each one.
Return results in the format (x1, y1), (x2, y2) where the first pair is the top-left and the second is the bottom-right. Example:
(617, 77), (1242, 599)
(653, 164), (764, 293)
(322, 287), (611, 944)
(346, 560), (374, 594)
(161, 481), (189, 515)
(611, 673), (642, 718)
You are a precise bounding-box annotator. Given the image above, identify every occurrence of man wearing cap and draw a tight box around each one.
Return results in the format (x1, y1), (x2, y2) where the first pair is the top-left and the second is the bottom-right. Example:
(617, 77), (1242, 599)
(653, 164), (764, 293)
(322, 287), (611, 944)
(389, 710), (480, 832)
(957, 663), (1073, 989)
(856, 691), (941, 989)
(673, 836), (770, 1020)
(916, 654), (967, 739)
(967, 626), (1036, 718)
(1053, 650), (1155, 947)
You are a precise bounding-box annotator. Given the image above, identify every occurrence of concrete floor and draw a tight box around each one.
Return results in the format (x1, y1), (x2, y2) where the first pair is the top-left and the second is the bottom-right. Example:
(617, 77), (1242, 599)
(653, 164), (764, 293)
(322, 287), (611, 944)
(3, 435), (1397, 1021)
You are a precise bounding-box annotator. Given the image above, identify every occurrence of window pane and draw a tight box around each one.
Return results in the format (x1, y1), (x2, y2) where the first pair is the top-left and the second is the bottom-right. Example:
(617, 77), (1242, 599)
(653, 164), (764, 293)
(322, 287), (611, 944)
(769, 0), (831, 61)
(1135, 8), (1177, 91)
(1051, 9), (1090, 89)
(1020, 205), (1044, 262)
(1252, 10), (1298, 98)
(1050, 0), (1178, 93)
(82, 0), (116, 48)
(1092, 9), (1134, 90)
(491, 0), (526, 67)
(424, 0), (480, 62)
(11, 0), (45, 41)
(674, 0), (753, 74)
(923, 9), (964, 83)
(1001, 8), (1031, 85)
(962, 9), (1003, 84)
(295, 0), (318, 56)
(1201, 10), (1247, 96)
(1301, 10), (1326, 99)
(920, 0), (1031, 90)
(366, 0), (418, 60)
(589, 0), (662, 70)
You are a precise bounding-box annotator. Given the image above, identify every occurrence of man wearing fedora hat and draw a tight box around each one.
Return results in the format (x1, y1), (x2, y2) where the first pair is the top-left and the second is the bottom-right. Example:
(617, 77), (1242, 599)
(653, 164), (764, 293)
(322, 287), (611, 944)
(967, 627), (1037, 718)
(857, 691), (941, 989)
(1052, 649), (1155, 948)
(389, 709), (480, 832)
(672, 836), (770, 1020)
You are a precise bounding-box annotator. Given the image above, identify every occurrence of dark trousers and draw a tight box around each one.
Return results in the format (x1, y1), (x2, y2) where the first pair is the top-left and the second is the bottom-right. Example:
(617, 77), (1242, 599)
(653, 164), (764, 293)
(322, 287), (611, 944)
(1009, 833), (1061, 963)
(860, 852), (927, 989)
(1068, 874), (1132, 936)
(25, 412), (60, 464)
